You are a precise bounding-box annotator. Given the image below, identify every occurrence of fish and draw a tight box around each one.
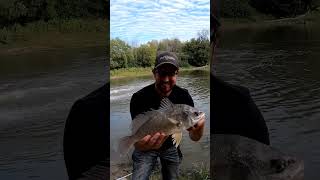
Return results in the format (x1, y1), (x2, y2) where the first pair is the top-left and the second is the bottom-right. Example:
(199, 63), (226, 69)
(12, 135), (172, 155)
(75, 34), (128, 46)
(212, 134), (304, 180)
(118, 98), (205, 155)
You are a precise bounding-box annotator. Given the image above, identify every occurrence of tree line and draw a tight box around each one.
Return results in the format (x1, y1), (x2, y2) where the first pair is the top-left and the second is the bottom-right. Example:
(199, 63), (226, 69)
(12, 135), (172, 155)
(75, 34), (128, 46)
(110, 30), (210, 70)
(220, 0), (319, 18)
(0, 0), (108, 28)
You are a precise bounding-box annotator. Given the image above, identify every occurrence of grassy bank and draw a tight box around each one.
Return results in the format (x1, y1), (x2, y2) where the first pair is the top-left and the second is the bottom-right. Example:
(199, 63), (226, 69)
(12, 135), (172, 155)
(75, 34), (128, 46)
(0, 19), (108, 53)
(110, 66), (209, 80)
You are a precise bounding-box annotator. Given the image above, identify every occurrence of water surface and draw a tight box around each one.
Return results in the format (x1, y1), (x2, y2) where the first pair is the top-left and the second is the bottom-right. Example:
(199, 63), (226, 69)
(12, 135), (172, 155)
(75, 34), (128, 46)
(0, 46), (107, 179)
(215, 23), (320, 179)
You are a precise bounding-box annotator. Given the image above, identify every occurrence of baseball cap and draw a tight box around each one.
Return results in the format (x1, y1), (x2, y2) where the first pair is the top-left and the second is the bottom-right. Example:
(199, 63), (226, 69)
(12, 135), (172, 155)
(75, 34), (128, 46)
(154, 52), (179, 70)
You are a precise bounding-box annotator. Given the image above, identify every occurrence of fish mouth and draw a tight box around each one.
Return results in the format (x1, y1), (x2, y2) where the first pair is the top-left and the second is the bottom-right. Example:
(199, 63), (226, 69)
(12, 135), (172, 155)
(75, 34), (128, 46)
(184, 112), (205, 129)
(194, 112), (205, 123)
(199, 112), (205, 119)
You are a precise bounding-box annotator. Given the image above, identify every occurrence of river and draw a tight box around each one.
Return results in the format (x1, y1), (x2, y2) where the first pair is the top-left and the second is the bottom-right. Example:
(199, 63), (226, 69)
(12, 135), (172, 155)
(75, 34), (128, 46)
(0, 46), (107, 179)
(0, 23), (319, 179)
(215, 23), (320, 179)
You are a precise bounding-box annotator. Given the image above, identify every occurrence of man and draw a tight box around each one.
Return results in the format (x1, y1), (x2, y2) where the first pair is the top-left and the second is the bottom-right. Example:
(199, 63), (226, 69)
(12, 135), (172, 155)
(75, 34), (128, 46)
(210, 9), (270, 145)
(130, 51), (205, 180)
(63, 83), (109, 180)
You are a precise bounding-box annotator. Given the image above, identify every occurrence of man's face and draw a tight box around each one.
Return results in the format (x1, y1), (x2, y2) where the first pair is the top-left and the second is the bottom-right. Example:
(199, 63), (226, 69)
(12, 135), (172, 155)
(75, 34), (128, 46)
(153, 64), (178, 95)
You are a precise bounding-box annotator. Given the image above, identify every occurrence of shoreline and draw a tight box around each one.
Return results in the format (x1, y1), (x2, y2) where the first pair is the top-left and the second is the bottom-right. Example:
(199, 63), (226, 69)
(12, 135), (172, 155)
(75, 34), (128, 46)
(0, 19), (108, 54)
(220, 11), (320, 30)
(110, 66), (209, 80)
(111, 162), (210, 180)
(0, 32), (107, 55)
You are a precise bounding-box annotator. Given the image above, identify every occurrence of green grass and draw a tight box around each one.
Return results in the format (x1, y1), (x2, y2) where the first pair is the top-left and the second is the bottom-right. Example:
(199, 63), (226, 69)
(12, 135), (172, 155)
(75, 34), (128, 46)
(110, 67), (154, 79)
(110, 66), (209, 80)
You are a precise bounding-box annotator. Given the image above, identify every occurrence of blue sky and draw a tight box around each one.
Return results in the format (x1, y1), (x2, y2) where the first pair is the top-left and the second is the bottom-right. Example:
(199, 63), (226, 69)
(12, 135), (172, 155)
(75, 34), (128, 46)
(110, 0), (210, 45)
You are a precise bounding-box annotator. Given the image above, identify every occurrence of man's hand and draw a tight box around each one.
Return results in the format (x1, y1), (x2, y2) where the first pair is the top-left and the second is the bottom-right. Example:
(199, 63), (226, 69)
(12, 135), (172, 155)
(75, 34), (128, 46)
(134, 132), (168, 151)
(187, 117), (205, 141)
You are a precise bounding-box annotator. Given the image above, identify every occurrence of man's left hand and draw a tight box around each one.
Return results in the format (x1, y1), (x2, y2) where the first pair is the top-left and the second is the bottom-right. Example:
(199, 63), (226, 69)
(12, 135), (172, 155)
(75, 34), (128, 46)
(187, 116), (205, 141)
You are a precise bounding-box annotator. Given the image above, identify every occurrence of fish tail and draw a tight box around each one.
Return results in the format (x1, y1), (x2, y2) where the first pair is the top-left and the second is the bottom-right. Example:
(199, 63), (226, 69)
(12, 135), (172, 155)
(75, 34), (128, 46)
(118, 136), (135, 156)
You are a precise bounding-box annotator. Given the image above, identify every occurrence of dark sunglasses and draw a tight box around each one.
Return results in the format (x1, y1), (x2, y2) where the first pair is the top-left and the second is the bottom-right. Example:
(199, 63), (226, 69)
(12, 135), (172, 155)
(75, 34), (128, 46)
(155, 70), (178, 77)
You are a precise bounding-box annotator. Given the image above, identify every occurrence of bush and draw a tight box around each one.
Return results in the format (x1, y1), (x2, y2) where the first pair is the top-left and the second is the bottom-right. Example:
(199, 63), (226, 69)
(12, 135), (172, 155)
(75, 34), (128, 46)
(0, 27), (10, 44)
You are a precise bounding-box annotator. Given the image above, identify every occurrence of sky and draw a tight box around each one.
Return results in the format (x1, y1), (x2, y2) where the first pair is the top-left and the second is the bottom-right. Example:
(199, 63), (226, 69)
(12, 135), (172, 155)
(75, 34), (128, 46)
(110, 0), (210, 45)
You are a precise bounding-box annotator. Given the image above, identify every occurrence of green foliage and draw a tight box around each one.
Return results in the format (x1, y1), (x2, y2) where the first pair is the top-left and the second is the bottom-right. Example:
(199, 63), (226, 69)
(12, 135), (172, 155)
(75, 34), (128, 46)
(183, 30), (210, 67)
(0, 0), (108, 28)
(136, 44), (157, 67)
(155, 38), (191, 67)
(110, 38), (132, 69)
(0, 18), (107, 42)
(110, 29), (210, 70)
(221, 0), (255, 18)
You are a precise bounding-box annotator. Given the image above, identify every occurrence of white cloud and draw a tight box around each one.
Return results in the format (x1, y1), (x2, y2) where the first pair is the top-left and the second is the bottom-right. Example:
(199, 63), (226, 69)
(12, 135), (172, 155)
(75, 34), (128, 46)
(110, 0), (209, 44)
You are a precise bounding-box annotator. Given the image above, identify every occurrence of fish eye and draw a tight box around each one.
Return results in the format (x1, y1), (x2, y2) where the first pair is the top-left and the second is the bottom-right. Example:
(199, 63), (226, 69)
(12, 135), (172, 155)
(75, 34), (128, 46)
(194, 112), (199, 116)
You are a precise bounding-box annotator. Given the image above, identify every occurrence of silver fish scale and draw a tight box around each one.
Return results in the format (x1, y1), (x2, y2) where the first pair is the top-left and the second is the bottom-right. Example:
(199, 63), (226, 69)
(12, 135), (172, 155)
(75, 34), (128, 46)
(212, 134), (304, 180)
(131, 109), (182, 141)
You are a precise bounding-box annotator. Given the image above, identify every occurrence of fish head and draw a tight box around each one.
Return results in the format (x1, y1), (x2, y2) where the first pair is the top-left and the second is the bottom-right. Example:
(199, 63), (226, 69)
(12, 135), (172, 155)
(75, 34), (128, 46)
(180, 105), (205, 129)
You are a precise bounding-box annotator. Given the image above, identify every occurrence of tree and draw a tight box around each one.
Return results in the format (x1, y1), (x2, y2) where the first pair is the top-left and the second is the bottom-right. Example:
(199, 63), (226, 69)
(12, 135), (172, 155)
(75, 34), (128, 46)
(110, 38), (132, 69)
(136, 44), (157, 67)
(249, 0), (316, 17)
(182, 30), (210, 67)
(221, 0), (254, 18)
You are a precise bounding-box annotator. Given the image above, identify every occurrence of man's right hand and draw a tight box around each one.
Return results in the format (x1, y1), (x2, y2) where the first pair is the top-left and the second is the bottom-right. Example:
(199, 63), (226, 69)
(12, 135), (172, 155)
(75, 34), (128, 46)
(134, 132), (167, 151)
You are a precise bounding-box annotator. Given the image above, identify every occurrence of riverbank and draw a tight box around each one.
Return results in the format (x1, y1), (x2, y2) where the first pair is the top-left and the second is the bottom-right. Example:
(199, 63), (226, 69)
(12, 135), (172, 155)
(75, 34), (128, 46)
(0, 19), (108, 55)
(110, 66), (209, 80)
(111, 162), (210, 180)
(221, 10), (320, 30)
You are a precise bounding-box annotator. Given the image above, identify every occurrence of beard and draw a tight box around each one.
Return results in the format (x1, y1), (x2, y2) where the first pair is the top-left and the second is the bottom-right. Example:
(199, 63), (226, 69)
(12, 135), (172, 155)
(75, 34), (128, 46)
(156, 81), (174, 95)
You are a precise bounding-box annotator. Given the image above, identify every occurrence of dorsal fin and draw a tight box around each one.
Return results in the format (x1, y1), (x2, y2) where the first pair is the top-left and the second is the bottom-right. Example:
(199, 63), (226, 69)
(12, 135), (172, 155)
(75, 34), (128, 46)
(130, 110), (162, 134)
(158, 97), (174, 112)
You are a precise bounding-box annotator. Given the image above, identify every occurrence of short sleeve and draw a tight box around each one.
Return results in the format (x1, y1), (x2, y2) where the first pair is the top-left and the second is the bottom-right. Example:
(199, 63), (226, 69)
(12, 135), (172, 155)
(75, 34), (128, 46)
(130, 93), (139, 120)
(184, 89), (194, 107)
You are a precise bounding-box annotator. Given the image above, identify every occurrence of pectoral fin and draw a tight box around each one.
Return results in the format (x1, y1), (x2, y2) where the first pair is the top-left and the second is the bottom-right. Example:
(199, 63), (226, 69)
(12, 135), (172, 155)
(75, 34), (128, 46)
(168, 118), (179, 124)
(172, 132), (182, 148)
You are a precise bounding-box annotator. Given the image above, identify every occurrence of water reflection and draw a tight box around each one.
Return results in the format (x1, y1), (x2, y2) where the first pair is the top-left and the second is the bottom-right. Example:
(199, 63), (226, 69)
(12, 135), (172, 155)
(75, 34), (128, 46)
(216, 24), (320, 179)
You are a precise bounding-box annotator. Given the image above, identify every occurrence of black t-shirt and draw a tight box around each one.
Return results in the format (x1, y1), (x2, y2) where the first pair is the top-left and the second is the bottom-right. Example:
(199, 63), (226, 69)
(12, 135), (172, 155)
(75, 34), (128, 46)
(63, 83), (109, 180)
(211, 75), (270, 145)
(130, 83), (194, 152)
